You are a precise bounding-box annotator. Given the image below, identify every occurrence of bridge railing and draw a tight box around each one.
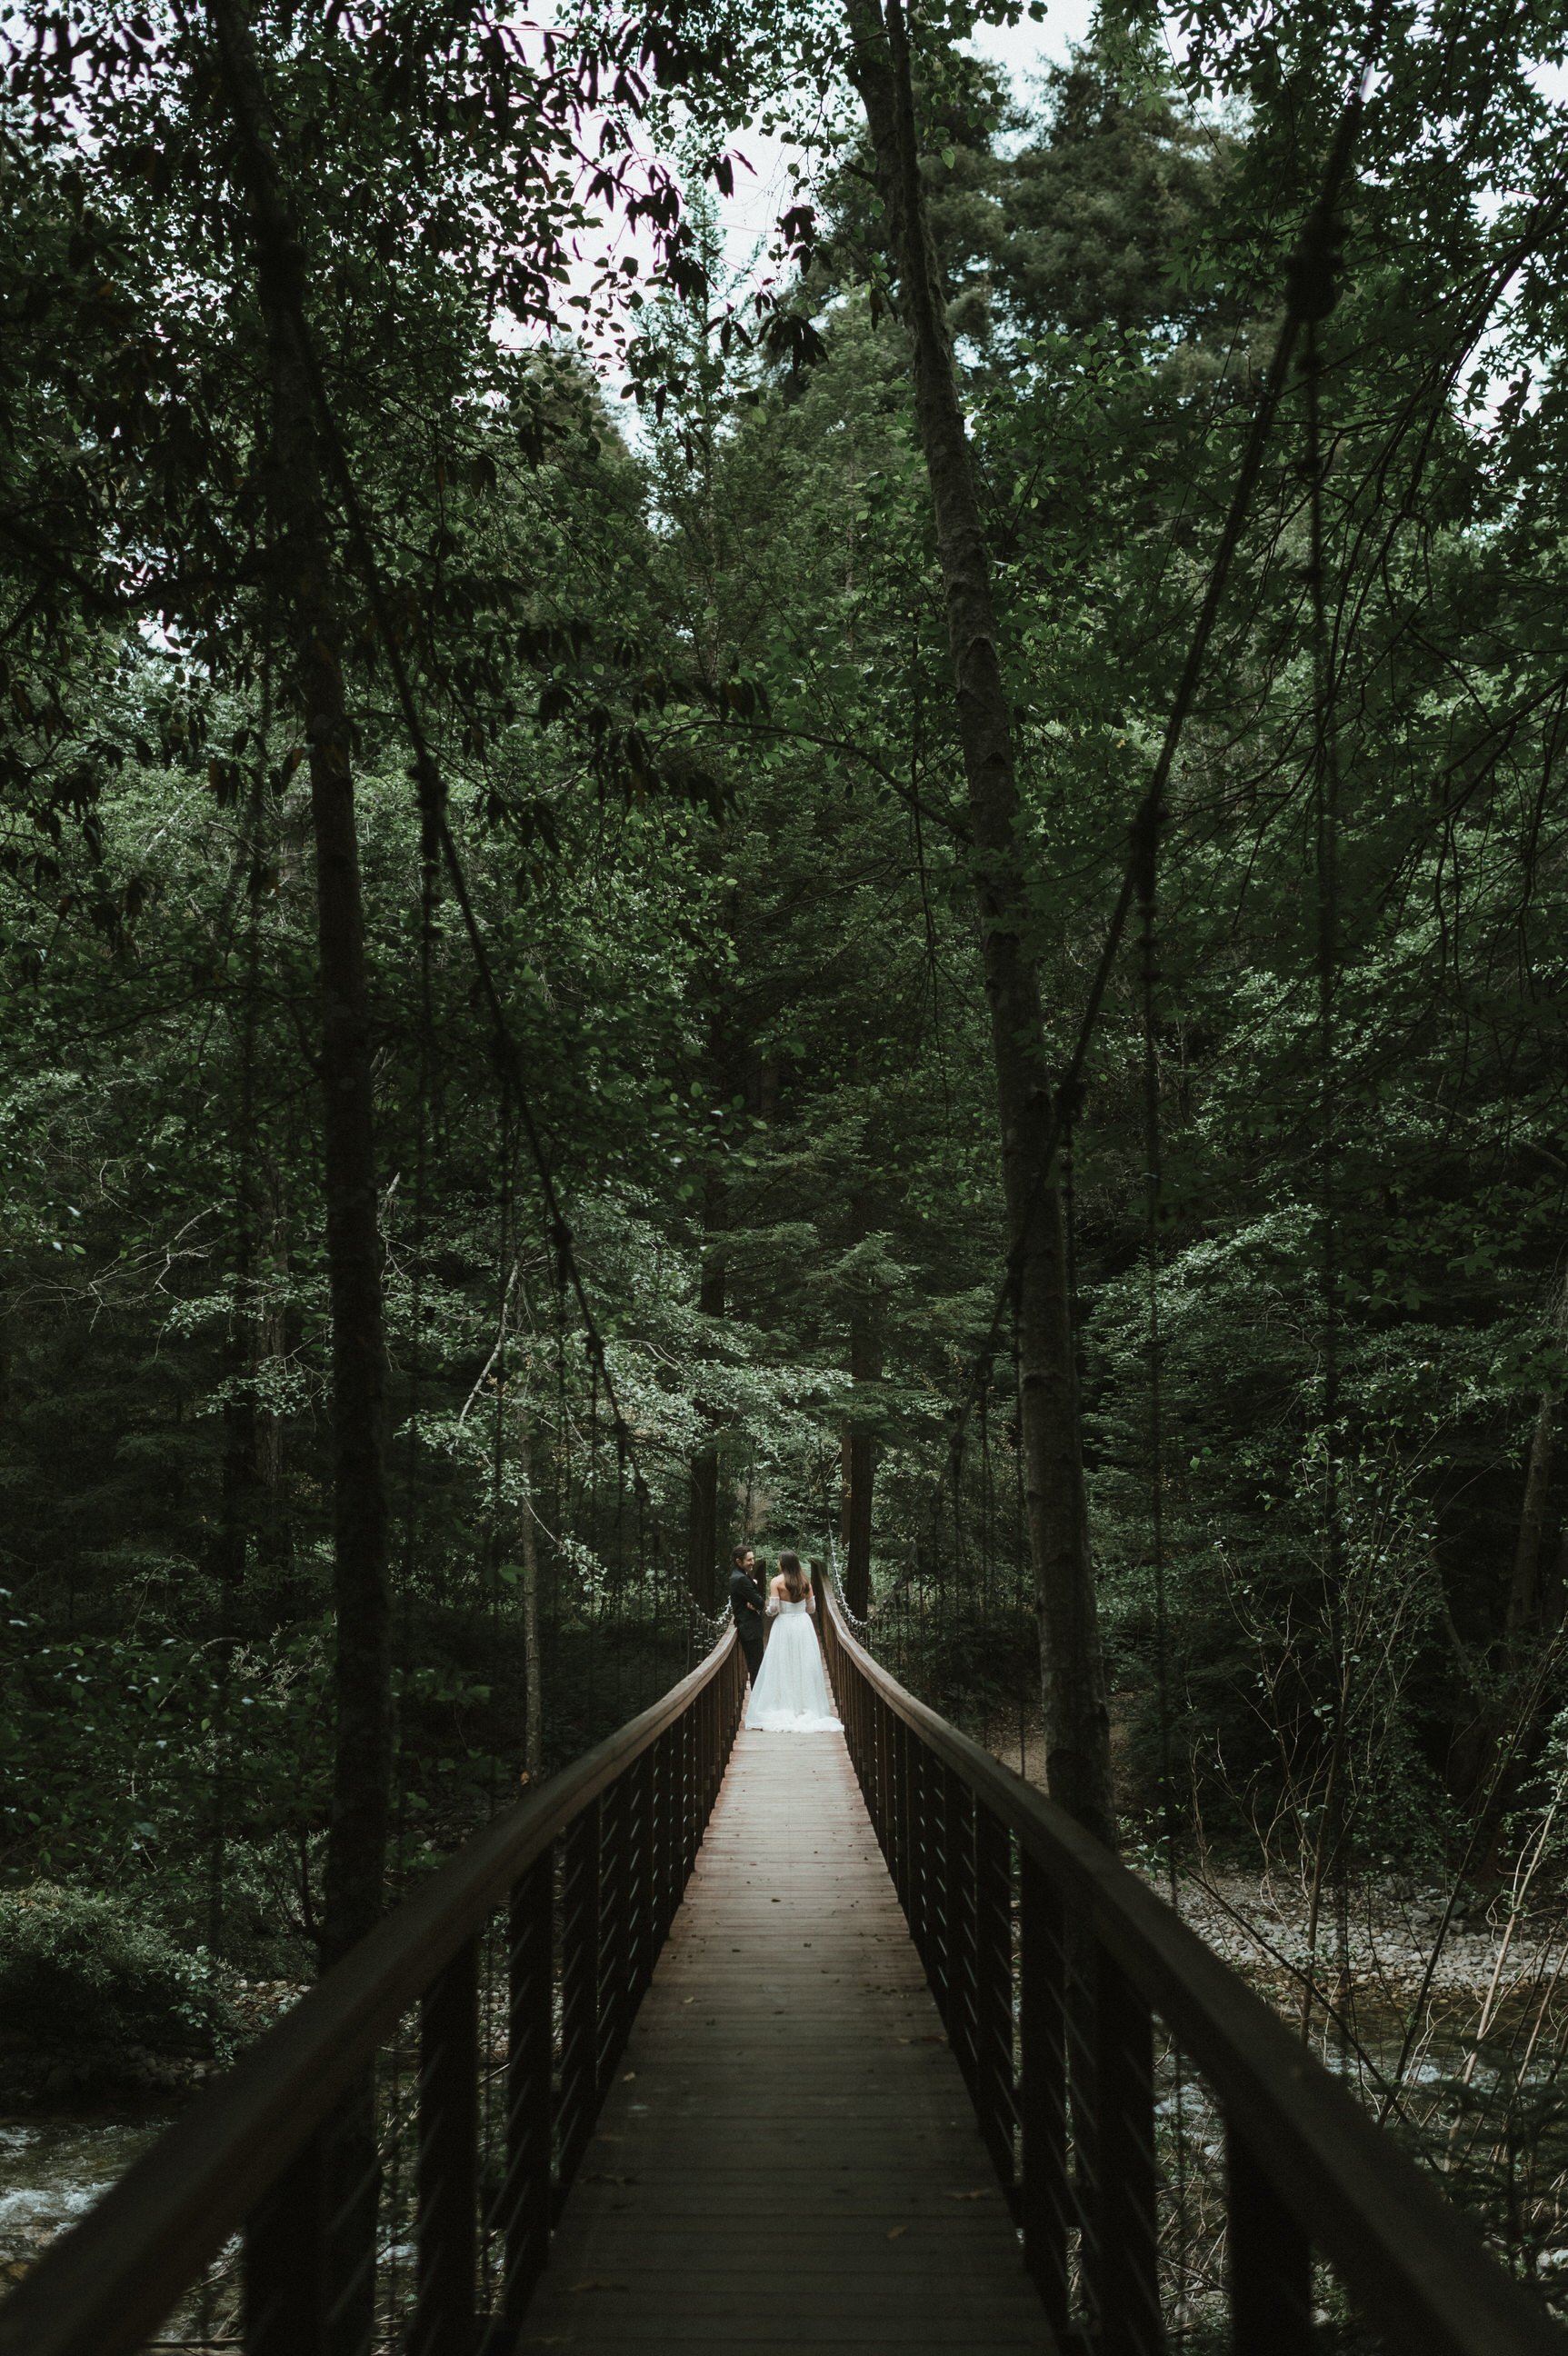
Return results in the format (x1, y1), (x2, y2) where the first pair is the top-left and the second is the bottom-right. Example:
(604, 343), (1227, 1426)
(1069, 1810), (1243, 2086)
(817, 1574), (1564, 2356)
(0, 1626), (746, 2356)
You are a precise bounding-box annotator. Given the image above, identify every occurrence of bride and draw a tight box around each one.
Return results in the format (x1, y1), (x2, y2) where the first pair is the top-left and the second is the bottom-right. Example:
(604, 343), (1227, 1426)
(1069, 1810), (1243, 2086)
(744, 1551), (843, 1733)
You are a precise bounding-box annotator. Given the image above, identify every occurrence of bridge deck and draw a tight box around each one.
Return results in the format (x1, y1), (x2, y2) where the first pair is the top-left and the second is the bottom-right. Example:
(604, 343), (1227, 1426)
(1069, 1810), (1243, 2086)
(520, 1727), (1054, 2353)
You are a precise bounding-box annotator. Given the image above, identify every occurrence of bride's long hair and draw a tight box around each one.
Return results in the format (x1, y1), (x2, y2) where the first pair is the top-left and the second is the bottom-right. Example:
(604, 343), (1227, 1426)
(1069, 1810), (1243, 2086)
(778, 1550), (809, 1602)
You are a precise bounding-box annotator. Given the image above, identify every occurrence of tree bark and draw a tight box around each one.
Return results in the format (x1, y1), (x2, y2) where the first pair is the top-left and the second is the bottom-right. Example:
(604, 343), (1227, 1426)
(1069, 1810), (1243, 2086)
(1509, 1386), (1557, 1646)
(1507, 1275), (1567, 1660)
(844, 1403), (876, 1619)
(844, 0), (1114, 1843)
(843, 1194), (881, 1620)
(208, 0), (393, 1967)
(205, 848), (264, 1952)
(687, 1164), (727, 1609)
(517, 1397), (546, 1784)
(1459, 1291), (1567, 1878)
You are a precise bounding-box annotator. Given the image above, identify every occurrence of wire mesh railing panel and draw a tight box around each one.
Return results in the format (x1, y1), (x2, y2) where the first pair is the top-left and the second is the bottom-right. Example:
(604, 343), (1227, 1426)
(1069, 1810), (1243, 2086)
(0, 1632), (745, 2356)
(818, 1576), (1565, 2356)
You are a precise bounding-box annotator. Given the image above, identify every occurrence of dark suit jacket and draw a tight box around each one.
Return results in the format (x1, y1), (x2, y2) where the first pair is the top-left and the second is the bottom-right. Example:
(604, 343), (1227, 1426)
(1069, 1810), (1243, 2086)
(729, 1565), (766, 1642)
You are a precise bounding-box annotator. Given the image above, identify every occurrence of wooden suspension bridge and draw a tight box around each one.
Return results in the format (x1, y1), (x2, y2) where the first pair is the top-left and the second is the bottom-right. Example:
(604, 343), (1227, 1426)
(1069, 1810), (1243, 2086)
(1, 1578), (1563, 2356)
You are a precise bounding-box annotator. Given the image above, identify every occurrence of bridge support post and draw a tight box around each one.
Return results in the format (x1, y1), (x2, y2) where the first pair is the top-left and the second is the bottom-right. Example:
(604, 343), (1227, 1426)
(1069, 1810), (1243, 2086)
(974, 1806), (1015, 2194)
(650, 1731), (674, 1950)
(891, 1712), (912, 1912)
(908, 1741), (934, 1971)
(872, 1687), (891, 1847)
(1228, 2127), (1313, 2355)
(558, 1801), (601, 2195)
(1090, 1947), (1162, 2356)
(244, 2129), (327, 2356)
(944, 1766), (978, 2089)
(698, 1681), (714, 1821)
(630, 1742), (658, 2006)
(597, 1775), (631, 2096)
(494, 1855), (553, 2341)
(680, 1704), (697, 1885)
(1018, 1853), (1069, 2335)
(414, 1933), (479, 2356)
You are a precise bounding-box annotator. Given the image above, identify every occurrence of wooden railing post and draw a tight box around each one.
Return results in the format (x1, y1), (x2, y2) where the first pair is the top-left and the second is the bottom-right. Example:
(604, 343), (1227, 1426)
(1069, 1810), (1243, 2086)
(414, 1933), (480, 2356)
(557, 1798), (601, 2195)
(974, 1802), (1015, 2198)
(245, 2130), (327, 2356)
(944, 1765), (977, 2086)
(893, 1712), (913, 1912)
(650, 1731), (673, 1951)
(493, 1853), (553, 2341)
(1229, 2127), (1313, 2356)
(877, 1692), (893, 1852)
(908, 1739), (932, 1971)
(1091, 1943), (1163, 2356)
(1018, 1851), (1069, 2335)
(596, 1775), (630, 2096)
(681, 1701), (698, 1885)
(931, 1756), (952, 2026)
(634, 1744), (658, 2004)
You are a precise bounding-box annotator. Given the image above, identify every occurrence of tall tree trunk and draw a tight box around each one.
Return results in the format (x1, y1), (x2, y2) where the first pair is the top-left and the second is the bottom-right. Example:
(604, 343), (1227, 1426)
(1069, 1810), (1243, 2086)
(1509, 1385), (1557, 1647)
(843, 1383), (877, 1619)
(1458, 1290), (1567, 1879)
(843, 1193), (881, 1620)
(210, 0), (392, 1963)
(687, 1163), (727, 1608)
(208, 19), (394, 2351)
(688, 965), (747, 1609)
(517, 1397), (546, 1784)
(206, 808), (266, 1952)
(844, 0), (1113, 1843)
(1498, 1282), (1565, 1717)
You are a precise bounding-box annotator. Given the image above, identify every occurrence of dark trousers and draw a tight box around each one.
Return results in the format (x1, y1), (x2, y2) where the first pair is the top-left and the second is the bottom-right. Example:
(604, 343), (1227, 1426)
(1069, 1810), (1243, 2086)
(739, 1629), (765, 1692)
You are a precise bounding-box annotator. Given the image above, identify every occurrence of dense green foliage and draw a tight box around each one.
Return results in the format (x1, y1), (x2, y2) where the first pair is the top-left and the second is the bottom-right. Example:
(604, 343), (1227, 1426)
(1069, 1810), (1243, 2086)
(5, 0), (1568, 2066)
(0, 1884), (236, 2060)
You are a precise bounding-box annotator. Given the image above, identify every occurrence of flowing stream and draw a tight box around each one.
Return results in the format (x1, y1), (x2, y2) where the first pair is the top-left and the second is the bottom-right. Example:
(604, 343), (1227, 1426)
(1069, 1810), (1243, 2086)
(0, 2115), (172, 2281)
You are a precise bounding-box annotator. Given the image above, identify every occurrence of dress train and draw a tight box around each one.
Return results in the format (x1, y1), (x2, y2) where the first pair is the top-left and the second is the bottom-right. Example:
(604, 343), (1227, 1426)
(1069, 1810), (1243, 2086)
(744, 1598), (842, 1732)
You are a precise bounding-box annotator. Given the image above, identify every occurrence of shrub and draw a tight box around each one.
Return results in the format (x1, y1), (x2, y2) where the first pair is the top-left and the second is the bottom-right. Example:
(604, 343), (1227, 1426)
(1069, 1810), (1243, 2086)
(0, 1883), (236, 2054)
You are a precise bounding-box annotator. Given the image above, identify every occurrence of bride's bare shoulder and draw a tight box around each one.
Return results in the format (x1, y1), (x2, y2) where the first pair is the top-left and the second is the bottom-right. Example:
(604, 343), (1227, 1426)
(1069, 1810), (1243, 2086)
(769, 1573), (788, 1595)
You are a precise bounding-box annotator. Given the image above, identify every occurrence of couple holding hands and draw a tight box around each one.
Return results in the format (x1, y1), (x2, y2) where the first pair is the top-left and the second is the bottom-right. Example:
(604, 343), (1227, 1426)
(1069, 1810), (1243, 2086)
(726, 1543), (842, 1734)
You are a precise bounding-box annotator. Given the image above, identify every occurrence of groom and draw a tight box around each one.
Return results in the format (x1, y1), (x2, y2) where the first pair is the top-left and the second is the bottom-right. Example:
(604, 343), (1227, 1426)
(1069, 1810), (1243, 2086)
(728, 1542), (767, 1692)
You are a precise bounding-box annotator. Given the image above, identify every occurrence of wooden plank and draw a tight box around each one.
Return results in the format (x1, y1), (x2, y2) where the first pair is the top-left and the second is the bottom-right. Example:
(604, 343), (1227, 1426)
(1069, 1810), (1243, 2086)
(520, 1731), (1055, 2355)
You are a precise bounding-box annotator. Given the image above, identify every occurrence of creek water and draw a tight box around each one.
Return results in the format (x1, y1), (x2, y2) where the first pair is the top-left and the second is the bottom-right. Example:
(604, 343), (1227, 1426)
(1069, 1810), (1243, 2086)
(0, 2114), (172, 2279)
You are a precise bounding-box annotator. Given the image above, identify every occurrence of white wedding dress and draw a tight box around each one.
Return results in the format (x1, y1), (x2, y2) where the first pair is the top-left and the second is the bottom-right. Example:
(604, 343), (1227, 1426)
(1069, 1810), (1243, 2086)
(744, 1597), (842, 1733)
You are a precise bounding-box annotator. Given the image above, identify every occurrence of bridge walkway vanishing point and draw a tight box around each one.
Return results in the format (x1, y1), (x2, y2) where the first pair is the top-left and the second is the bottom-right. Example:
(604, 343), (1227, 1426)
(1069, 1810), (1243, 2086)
(521, 1728), (1050, 2353)
(5, 1575), (1567, 2356)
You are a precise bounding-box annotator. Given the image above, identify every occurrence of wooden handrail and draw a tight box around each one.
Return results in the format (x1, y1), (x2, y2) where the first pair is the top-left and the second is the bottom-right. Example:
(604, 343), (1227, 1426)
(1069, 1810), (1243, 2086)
(817, 1574), (1565, 2356)
(12, 1576), (1563, 2356)
(0, 1625), (743, 2356)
